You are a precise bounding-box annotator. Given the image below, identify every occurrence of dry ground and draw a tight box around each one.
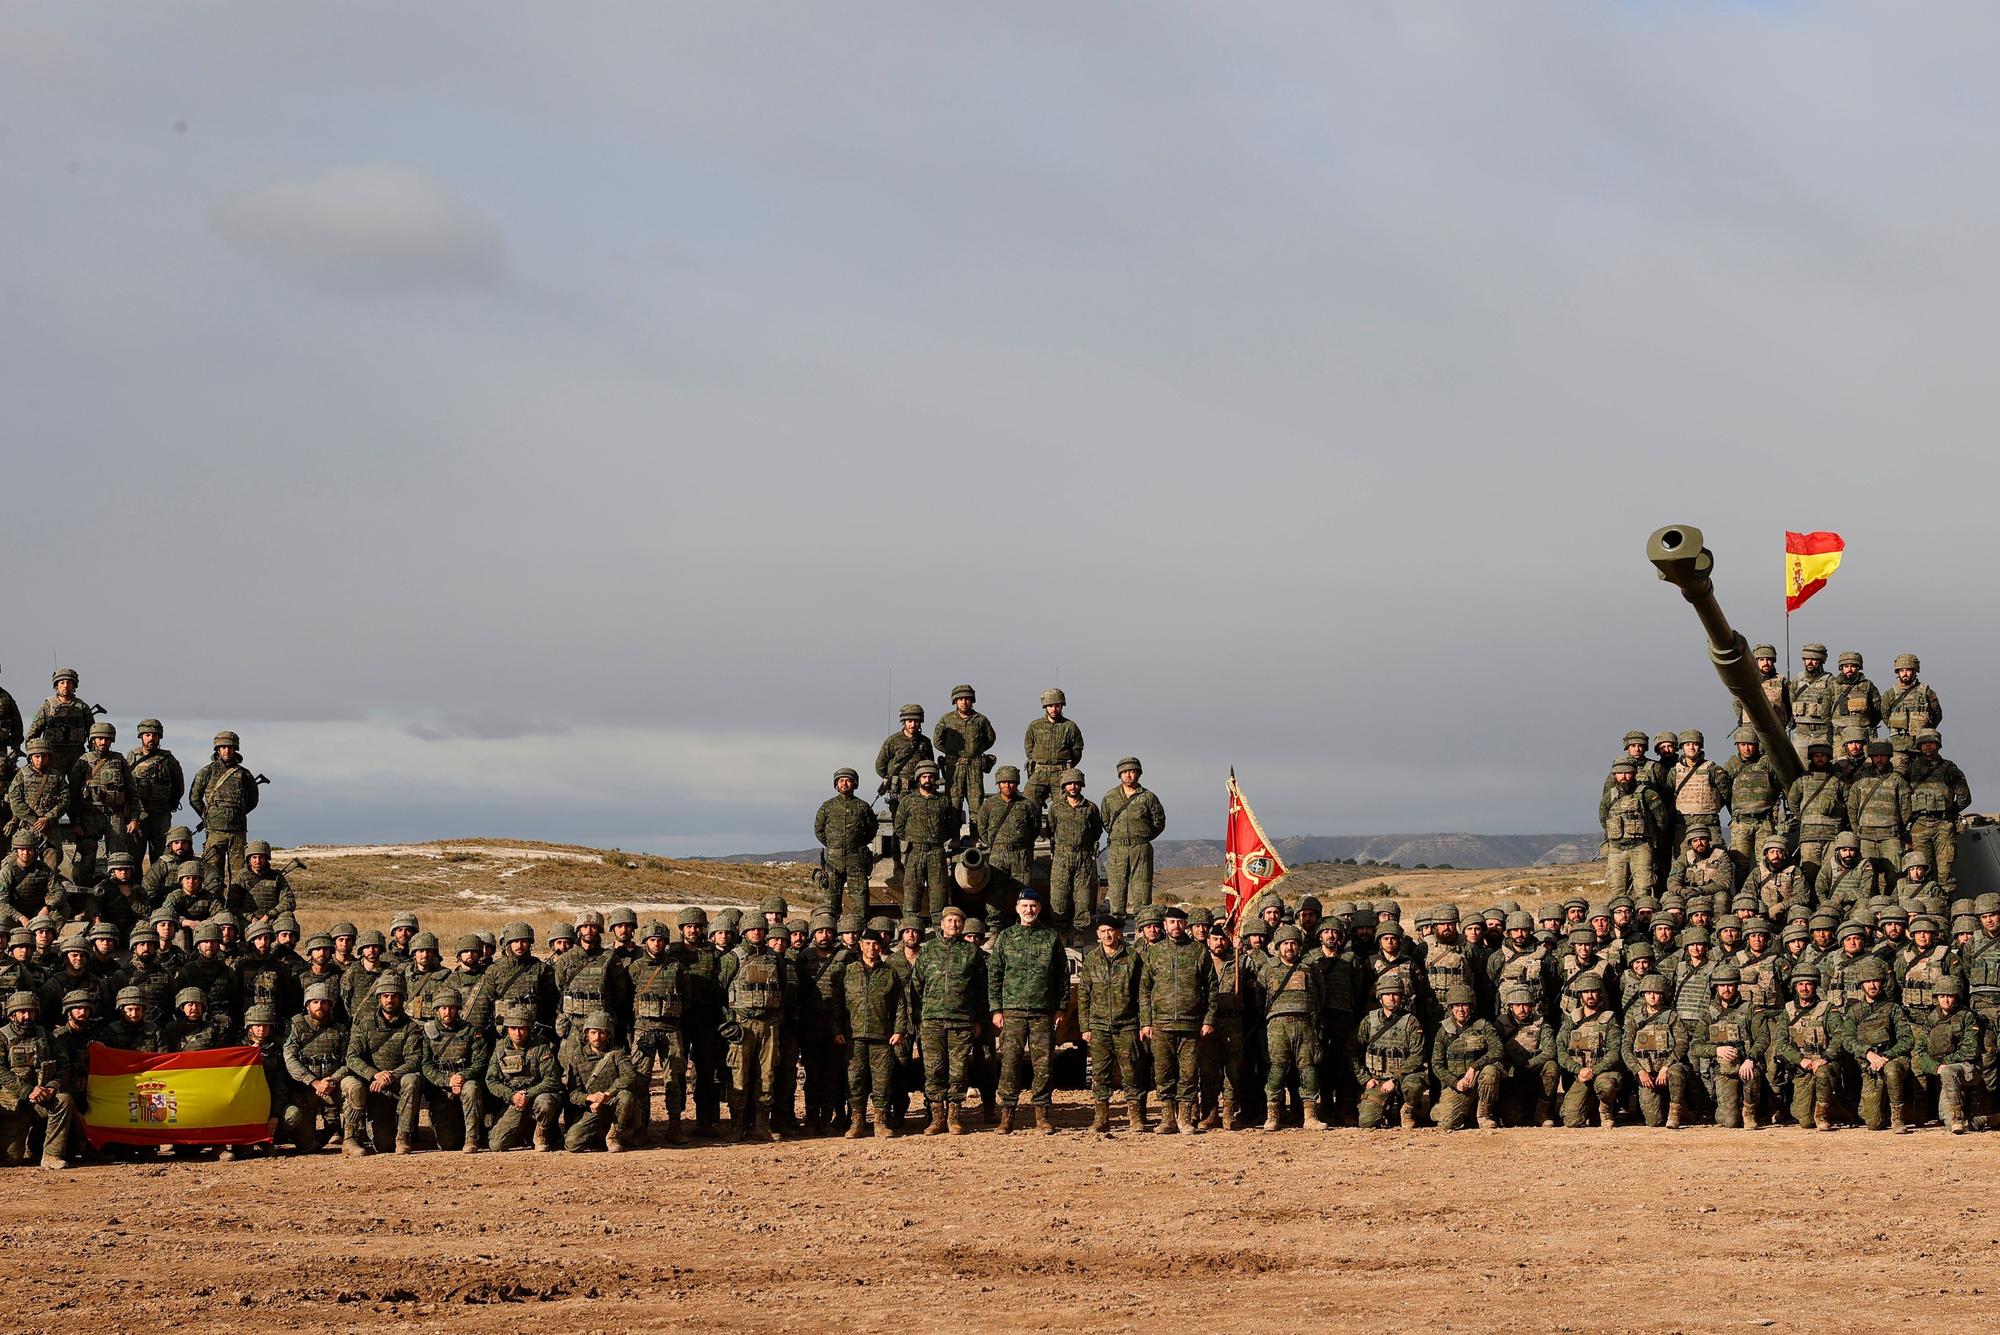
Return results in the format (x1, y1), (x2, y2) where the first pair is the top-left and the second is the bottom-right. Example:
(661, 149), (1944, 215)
(3, 1110), (1992, 1334)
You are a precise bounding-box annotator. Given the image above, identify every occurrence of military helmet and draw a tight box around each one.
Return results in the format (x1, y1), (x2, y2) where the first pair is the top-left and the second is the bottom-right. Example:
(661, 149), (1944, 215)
(895, 914), (923, 935)
(1838, 651), (1863, 668)
(5, 991), (38, 1014)
(20, 739), (48, 758)
(1432, 903), (1460, 924)
(1610, 759), (1637, 776)
(1040, 688), (1066, 707)
(212, 730), (240, 748)
(581, 1010), (615, 1033)
(330, 921), (358, 939)
(192, 923), (223, 945)
(303, 933), (334, 953)
(1637, 975), (1668, 996)
(1444, 983), (1477, 1007)
(501, 1003), (536, 1029)
(452, 933), (481, 955)
(1374, 920), (1405, 940)
(243, 1005), (278, 1027)
(138, 718), (164, 736)
(1621, 730), (1649, 747)
(1499, 983), (1534, 1007)
(114, 986), (146, 1009)
(85, 922), (120, 942)
(1936, 974), (1967, 999)
(950, 684), (976, 702)
(714, 908), (742, 930)
(1976, 894), (2000, 916)
(643, 920), (670, 942)
(1806, 740), (1832, 756)
(1058, 768), (1084, 787)
(547, 923), (575, 943)
(1911, 915), (1941, 935)
(1743, 916), (1773, 935)
(1831, 832), (1860, 851)
(1837, 921), (1868, 941)
(864, 916), (896, 939)
(809, 908), (835, 929)
(1678, 729), (1704, 746)
(1790, 963), (1821, 984)
(1373, 975), (1406, 997)
(1917, 727), (1941, 746)
(1566, 925), (1595, 944)
(1801, 642), (1827, 659)
(833, 767), (859, 786)
(1901, 850), (1930, 871)
(303, 983), (338, 1005)
(475, 930), (497, 948)
(60, 988), (95, 1013)
(1652, 731), (1677, 747)
(1866, 740), (1893, 757)
(372, 974), (407, 997)
(1761, 835), (1789, 855)
(105, 851), (137, 871)
(1504, 911), (1534, 932)
(9, 829), (38, 851)
(1626, 941), (1656, 962)
(1115, 756), (1142, 776)
(574, 909), (605, 930)
(1750, 644), (1777, 659)
(606, 906), (639, 928)
(356, 929), (386, 950)
(1189, 907), (1215, 928)
(1877, 904), (1909, 924)
(6, 929), (30, 949)
(166, 824), (194, 843)
(246, 921), (273, 941)
(175, 986), (207, 1009)
(897, 704), (925, 722)
(245, 840), (272, 858)
(1681, 926), (1710, 945)
(912, 761), (939, 778)
(1894, 652), (1920, 671)
(994, 764), (1021, 783)
(51, 667), (78, 685)
(759, 894), (788, 916)
(88, 721), (116, 741)
(1685, 826), (1715, 844)
(836, 913), (864, 934)
(1853, 957), (1889, 983)
(1568, 971), (1606, 994)
(1271, 924), (1303, 945)
(411, 931), (440, 952)
(676, 906), (709, 929)
(1731, 726), (1757, 746)
(1709, 964), (1741, 987)
(1840, 725), (1869, 744)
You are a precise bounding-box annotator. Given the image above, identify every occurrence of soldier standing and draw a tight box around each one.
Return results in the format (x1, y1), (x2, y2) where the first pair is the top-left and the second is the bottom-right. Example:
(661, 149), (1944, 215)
(814, 769), (878, 921)
(933, 686), (996, 832)
(65, 722), (136, 885)
(625, 922), (689, 1144)
(1101, 757), (1166, 920)
(1907, 730), (1971, 893)
(912, 904), (985, 1135)
(1022, 689), (1083, 812)
(1847, 741), (1913, 896)
(794, 910), (848, 1135)
(25, 669), (93, 775)
(874, 706), (934, 798)
(1260, 924), (1327, 1131)
(893, 762), (956, 924)
(1786, 742), (1846, 885)
(1078, 913), (1144, 1134)
(125, 720), (184, 870)
(1791, 643), (1838, 759)
(6, 742), (69, 873)
(1735, 644), (1794, 734)
(188, 731), (259, 886)
(554, 911), (631, 1044)
(1138, 905), (1214, 1136)
(987, 888), (1067, 1133)
(719, 922), (787, 1141)
(973, 766), (1038, 925)
(1668, 729), (1730, 856)
(1045, 770), (1104, 941)
(1830, 652), (1883, 737)
(1882, 654), (1942, 759)
(1600, 760), (1665, 900)
(1722, 729), (1786, 879)
(838, 919), (909, 1138)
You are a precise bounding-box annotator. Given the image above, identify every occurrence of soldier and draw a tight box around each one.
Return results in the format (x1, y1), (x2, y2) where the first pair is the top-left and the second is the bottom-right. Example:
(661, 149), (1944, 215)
(1830, 651), (1883, 737)
(25, 669), (93, 775)
(1882, 653), (1942, 750)
(1078, 912), (1144, 1134)
(794, 910), (848, 1136)
(719, 919), (787, 1141)
(344, 974), (423, 1154)
(1786, 742), (1846, 885)
(188, 731), (259, 886)
(100, 984), (160, 1052)
(1, 831), (73, 923)
(893, 762), (956, 924)
(1791, 643), (1839, 759)
(1101, 758), (1166, 920)
(1669, 827), (1735, 902)
(605, 907), (641, 962)
(125, 720), (185, 870)
(1354, 975), (1429, 1129)
(912, 904), (985, 1136)
(839, 918), (909, 1138)
(1022, 688), (1083, 812)
(281, 983), (353, 1152)
(235, 843), (296, 922)
(68, 721), (138, 883)
(674, 908), (725, 1137)
(1127, 905), (1205, 1135)
(1201, 918), (1252, 1130)
(933, 685), (996, 831)
(1914, 975), (1981, 1135)
(92, 852), (151, 940)
(1836, 956), (1913, 1132)
(1667, 730), (1730, 856)
(1723, 728), (1786, 877)
(1430, 983), (1500, 1131)
(142, 826), (205, 902)
(973, 766), (1038, 926)
(0, 992), (65, 1168)
(1772, 966), (1842, 1131)
(339, 930), (399, 1021)
(874, 705), (934, 799)
(1045, 770), (1104, 941)
(1832, 726), (1871, 783)
(5, 741), (69, 873)
(236, 921), (300, 1020)
(1624, 974), (1691, 1127)
(1736, 644), (1794, 734)
(1259, 923), (1326, 1131)
(1745, 837), (1807, 922)
(1815, 834), (1874, 919)
(1556, 973), (1625, 1128)
(1848, 741), (1913, 896)
(1490, 911), (1556, 1023)
(1690, 965), (1765, 1128)
(1496, 982), (1559, 1126)
(418, 988), (488, 1152)
(1907, 730), (1970, 893)
(560, 1011), (642, 1152)
(233, 1003), (286, 1158)
(814, 769), (878, 921)
(625, 921), (688, 1144)
(1600, 760), (1665, 900)
(553, 910), (630, 1045)
(175, 922), (242, 1024)
(485, 1003), (562, 1151)
(988, 888), (1067, 1134)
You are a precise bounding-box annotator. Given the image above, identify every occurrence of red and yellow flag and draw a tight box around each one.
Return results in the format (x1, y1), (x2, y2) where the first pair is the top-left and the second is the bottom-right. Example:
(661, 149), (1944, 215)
(84, 1044), (272, 1148)
(1224, 770), (1288, 930)
(1785, 530), (1844, 613)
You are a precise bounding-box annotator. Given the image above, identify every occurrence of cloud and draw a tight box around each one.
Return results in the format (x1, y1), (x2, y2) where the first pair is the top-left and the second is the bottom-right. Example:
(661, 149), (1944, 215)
(209, 164), (503, 289)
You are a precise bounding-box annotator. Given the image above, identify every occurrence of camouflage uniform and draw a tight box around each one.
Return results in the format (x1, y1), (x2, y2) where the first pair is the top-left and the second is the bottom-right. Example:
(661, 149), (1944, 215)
(720, 939), (788, 1138)
(1785, 756), (1848, 883)
(1599, 768), (1665, 899)
(794, 928), (850, 1132)
(1140, 921), (1215, 1132)
(1496, 988), (1559, 1126)
(1667, 733), (1731, 856)
(1913, 981), (1981, 1133)
(1790, 648), (1839, 758)
(814, 772), (879, 921)
(1022, 691), (1083, 812)
(188, 734), (259, 886)
(484, 1010), (563, 1150)
(1722, 733), (1787, 873)
(25, 674), (93, 774)
(874, 708), (934, 797)
(1430, 988), (1502, 1130)
(624, 931), (688, 1142)
(1622, 985), (1692, 1127)
(839, 949), (910, 1132)
(1555, 986), (1626, 1127)
(973, 777), (1039, 923)
(126, 725), (185, 869)
(1835, 963), (1913, 1131)
(343, 982), (424, 1153)
(0, 1001), (64, 1166)
(68, 730), (138, 883)
(1078, 936), (1144, 1122)
(1735, 646), (1794, 735)
(560, 1020), (643, 1152)
(1101, 761), (1165, 918)
(281, 998), (354, 1151)
(553, 936), (631, 1044)
(1881, 657), (1942, 751)
(932, 689), (996, 827)
(1044, 777), (1104, 938)
(5, 750), (69, 871)
(1201, 933), (1252, 1128)
(1354, 988), (1430, 1129)
(1846, 749), (1913, 896)
(418, 1001), (490, 1151)
(988, 909), (1067, 1121)
(911, 920), (986, 1131)
(1828, 655), (1883, 738)
(1773, 974), (1844, 1129)
(1906, 735), (1970, 892)
(893, 775), (957, 922)
(1689, 971), (1766, 1128)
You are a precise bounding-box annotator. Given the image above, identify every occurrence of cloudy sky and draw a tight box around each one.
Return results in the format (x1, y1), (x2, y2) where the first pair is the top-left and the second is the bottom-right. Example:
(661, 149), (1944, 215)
(3, 4), (1995, 854)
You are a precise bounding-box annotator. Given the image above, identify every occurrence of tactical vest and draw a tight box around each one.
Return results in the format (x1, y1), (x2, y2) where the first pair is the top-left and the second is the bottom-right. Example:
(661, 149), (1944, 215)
(1674, 763), (1721, 816)
(81, 752), (129, 816)
(1566, 1014), (1613, 1064)
(1502, 1015), (1545, 1065)
(1883, 685), (1933, 736)
(1792, 673), (1835, 726)
(491, 1045), (543, 1092)
(201, 765), (255, 828)
(1791, 773), (1843, 837)
(1264, 960), (1312, 1019)
(1674, 963), (1714, 1020)
(1629, 1013), (1676, 1063)
(631, 958), (686, 1025)
(1787, 1003), (1832, 1059)
(1704, 1007), (1747, 1049)
(1966, 948), (2000, 1013)
(1909, 761), (1958, 818)
(423, 1019), (482, 1073)
(1498, 951), (1546, 1008)
(560, 952), (615, 1017)
(1442, 1023), (1490, 1077)
(37, 701), (89, 752)
(1848, 1003), (1894, 1051)
(1363, 1014), (1423, 1077)
(1423, 943), (1468, 998)
(130, 751), (178, 812)
(1735, 952), (1782, 1010)
(1821, 955), (1868, 1008)
(728, 950), (784, 1019)
(1850, 775), (1905, 836)
(1837, 679), (1877, 725)
(1900, 950), (1947, 1015)
(1927, 1015), (1970, 1062)
(289, 1018), (349, 1078)
(1604, 791), (1651, 844)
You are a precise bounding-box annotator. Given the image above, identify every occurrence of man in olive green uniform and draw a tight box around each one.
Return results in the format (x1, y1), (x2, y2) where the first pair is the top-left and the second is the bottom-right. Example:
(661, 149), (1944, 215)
(934, 686), (996, 832)
(1045, 769), (1103, 941)
(1786, 742), (1846, 884)
(1745, 838), (1807, 922)
(840, 920), (909, 1137)
(795, 910), (849, 1134)
(1101, 757), (1166, 919)
(1668, 828), (1734, 902)
(988, 889), (1068, 1133)
(1259, 923), (1327, 1131)
(1832, 726), (1870, 783)
(1848, 741), (1913, 896)
(0, 992), (64, 1167)
(1690, 964), (1765, 1128)
(973, 766), (1038, 926)
(1773, 967), (1843, 1130)
(814, 768), (878, 921)
(485, 1003), (562, 1150)
(418, 988), (488, 1152)
(1907, 730), (1970, 893)
(1830, 651), (1883, 738)
(1914, 976), (1981, 1134)
(1668, 730), (1731, 858)
(69, 721), (138, 884)
(126, 720), (184, 870)
(282, 983), (354, 1152)
(1355, 975), (1429, 1129)
(1623, 975), (1691, 1127)
(1078, 912), (1144, 1134)
(1882, 653), (1942, 759)
(1836, 956), (1913, 1131)
(1736, 644), (1793, 734)
(1022, 688), (1083, 812)
(673, 908), (725, 1135)
(1722, 728), (1786, 878)
(141, 826), (204, 903)
(1129, 905), (1210, 1135)
(189, 730), (259, 886)
(6, 742), (69, 873)
(470, 923), (553, 1038)
(1816, 835), (1874, 919)
(1556, 972), (1625, 1128)
(874, 705), (934, 798)
(912, 905), (985, 1135)
(1496, 981), (1559, 1125)
(344, 974), (423, 1154)
(25, 669), (93, 776)
(1431, 982), (1501, 1130)
(893, 762), (956, 923)
(561, 1011), (643, 1152)
(1791, 643), (1839, 760)
(624, 922), (689, 1144)
(1600, 760), (1665, 900)
(720, 921), (787, 1141)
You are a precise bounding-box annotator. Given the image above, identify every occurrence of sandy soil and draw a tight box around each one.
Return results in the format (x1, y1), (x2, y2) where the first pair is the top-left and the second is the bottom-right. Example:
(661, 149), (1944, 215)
(6, 1101), (1990, 1335)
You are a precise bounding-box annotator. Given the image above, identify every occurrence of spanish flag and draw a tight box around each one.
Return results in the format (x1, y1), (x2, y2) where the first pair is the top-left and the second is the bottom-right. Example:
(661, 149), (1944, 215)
(1785, 530), (1844, 614)
(84, 1044), (272, 1148)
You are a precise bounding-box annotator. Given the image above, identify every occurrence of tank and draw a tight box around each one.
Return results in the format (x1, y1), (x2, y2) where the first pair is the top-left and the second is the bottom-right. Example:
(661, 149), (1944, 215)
(1645, 523), (1802, 787)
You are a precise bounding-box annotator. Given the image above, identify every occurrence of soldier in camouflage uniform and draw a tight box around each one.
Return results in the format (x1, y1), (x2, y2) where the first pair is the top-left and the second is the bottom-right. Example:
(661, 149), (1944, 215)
(1079, 912), (1144, 1134)
(912, 905), (985, 1135)
(1045, 770), (1103, 941)
(1907, 730), (1970, 893)
(1829, 651), (1883, 740)
(0, 833), (68, 925)
(1354, 975), (1429, 1129)
(419, 988), (488, 1152)
(794, 910), (849, 1134)
(485, 1003), (563, 1151)
(5, 742), (69, 875)
(0, 992), (64, 1167)
(673, 908), (725, 1136)
(1667, 731), (1730, 860)
(893, 762), (956, 923)
(1556, 973), (1625, 1128)
(69, 722), (138, 883)
(1791, 643), (1838, 760)
(25, 669), (93, 776)
(1430, 983), (1500, 1130)
(1601, 760), (1665, 900)
(1815, 835), (1874, 920)
(1882, 653), (1942, 760)
(1913, 975), (1981, 1134)
(1744, 837), (1807, 922)
(875, 705), (934, 798)
(141, 826), (204, 903)
(1690, 964), (1765, 1128)
(934, 685), (996, 832)
(554, 910), (631, 1044)
(1668, 827), (1735, 902)
(1138, 905), (1214, 1135)
(719, 920), (787, 1141)
(235, 842), (297, 922)
(625, 921), (689, 1144)
(1773, 966), (1843, 1130)
(1261, 924), (1327, 1131)
(840, 919), (909, 1137)
(815, 769), (878, 921)
(1200, 918), (1252, 1129)
(988, 889), (1067, 1133)
(1022, 688), (1083, 812)
(1836, 956), (1913, 1132)
(1847, 741), (1913, 896)
(1623, 975), (1691, 1127)
(1786, 742), (1846, 885)
(973, 766), (1038, 926)
(188, 731), (259, 886)
(100, 986), (161, 1053)
(1736, 644), (1794, 734)
(1101, 758), (1165, 919)
(282, 983), (353, 1151)
(344, 974), (423, 1154)
(561, 1011), (643, 1152)
(1722, 728), (1786, 878)
(1495, 981), (1558, 1125)
(125, 720), (184, 870)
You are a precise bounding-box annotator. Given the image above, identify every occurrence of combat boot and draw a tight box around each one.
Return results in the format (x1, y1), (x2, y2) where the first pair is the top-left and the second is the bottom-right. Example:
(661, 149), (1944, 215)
(1033, 1106), (1056, 1135)
(1159, 1101), (1180, 1134)
(393, 1137), (414, 1155)
(462, 1136), (482, 1154)
(997, 1106), (1015, 1135)
(946, 1105), (966, 1135)
(1942, 1085), (1968, 1134)
(844, 1111), (867, 1139)
(533, 1125), (556, 1152)
(1221, 1100), (1240, 1132)
(1597, 1098), (1618, 1129)
(1814, 1101), (1837, 1131)
(1127, 1102), (1149, 1134)
(1197, 1106), (1220, 1131)
(1742, 1102), (1760, 1131)
(1303, 1100), (1330, 1132)
(1665, 1103), (1683, 1130)
(1262, 1109), (1279, 1132)
(1891, 1104), (1913, 1134)
(874, 1109), (897, 1138)
(664, 1110), (686, 1145)
(1089, 1102), (1111, 1134)
(1399, 1105), (1419, 1131)
(1179, 1101), (1200, 1135)
(1476, 1082), (1499, 1130)
(756, 1110), (780, 1143)
(926, 1105), (950, 1136)
(605, 1127), (626, 1153)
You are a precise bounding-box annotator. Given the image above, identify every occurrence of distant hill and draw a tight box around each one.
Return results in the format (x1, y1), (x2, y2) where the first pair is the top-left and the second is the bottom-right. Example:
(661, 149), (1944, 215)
(715, 833), (1596, 871)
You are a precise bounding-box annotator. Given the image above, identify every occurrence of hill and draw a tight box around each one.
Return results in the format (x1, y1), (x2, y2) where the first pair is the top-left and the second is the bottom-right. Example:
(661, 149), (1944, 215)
(718, 832), (1596, 871)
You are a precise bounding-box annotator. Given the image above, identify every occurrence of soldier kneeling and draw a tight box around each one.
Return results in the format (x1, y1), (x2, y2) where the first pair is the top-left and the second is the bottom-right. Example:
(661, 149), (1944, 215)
(561, 1011), (642, 1152)
(485, 1004), (562, 1150)
(1354, 976), (1429, 1129)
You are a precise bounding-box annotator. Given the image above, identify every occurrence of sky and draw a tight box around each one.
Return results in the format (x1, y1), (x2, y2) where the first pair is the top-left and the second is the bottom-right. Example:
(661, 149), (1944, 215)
(3, 3), (1996, 854)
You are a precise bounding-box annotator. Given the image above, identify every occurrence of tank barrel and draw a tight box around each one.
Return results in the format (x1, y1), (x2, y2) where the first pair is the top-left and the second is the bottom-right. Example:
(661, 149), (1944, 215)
(1645, 523), (1802, 786)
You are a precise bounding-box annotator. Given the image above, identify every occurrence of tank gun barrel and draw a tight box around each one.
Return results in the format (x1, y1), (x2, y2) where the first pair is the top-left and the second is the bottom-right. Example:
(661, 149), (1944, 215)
(1645, 523), (1801, 786)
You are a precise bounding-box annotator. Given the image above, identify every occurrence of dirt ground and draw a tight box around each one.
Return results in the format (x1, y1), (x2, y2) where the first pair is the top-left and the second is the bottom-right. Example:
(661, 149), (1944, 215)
(4, 1110), (1992, 1335)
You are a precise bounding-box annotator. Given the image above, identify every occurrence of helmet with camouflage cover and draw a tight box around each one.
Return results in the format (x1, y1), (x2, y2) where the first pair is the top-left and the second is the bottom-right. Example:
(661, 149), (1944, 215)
(1867, 739), (1893, 757)
(191, 923), (223, 946)
(165, 825), (194, 844)
(452, 933), (481, 956)
(105, 851), (137, 872)
(1444, 983), (1477, 1007)
(212, 730), (239, 748)
(1936, 974), (1967, 1000)
(994, 764), (1021, 783)
(1831, 831), (1860, 851)
(1568, 971), (1606, 994)
(1499, 983), (1534, 1007)
(372, 974), (407, 997)
(950, 684), (976, 702)
(60, 988), (94, 1013)
(501, 1003), (536, 1029)
(837, 913), (864, 934)
(833, 767), (859, 787)
(410, 931), (439, 952)
(912, 761), (939, 779)
(1709, 965), (1741, 987)
(51, 667), (78, 686)
(1652, 731), (1677, 748)
(1372, 975), (1406, 998)
(1058, 768), (1084, 787)
(574, 909), (604, 930)
(432, 988), (464, 1011)
(1622, 730), (1649, 747)
(1040, 688), (1066, 707)
(114, 986), (146, 1009)
(1853, 957), (1889, 983)
(1504, 911), (1534, 932)
(88, 721), (115, 741)
(676, 907), (708, 929)
(1802, 642), (1827, 659)
(243, 1005), (278, 1027)
(1116, 756), (1142, 776)
(5, 991), (38, 1014)
(1838, 651), (1863, 668)
(582, 1010), (615, 1033)
(644, 920), (670, 942)
(1610, 759), (1637, 776)
(606, 907), (639, 929)
(1751, 644), (1777, 659)
(1895, 652), (1920, 671)
(1901, 850), (1930, 871)
(1731, 726), (1757, 746)
(1678, 729), (1704, 746)
(547, 922), (575, 943)
(174, 986), (206, 1009)
(898, 704), (925, 722)
(356, 929), (385, 951)
(1637, 975), (1668, 996)
(20, 739), (49, 759)
(8, 829), (39, 851)
(303, 983), (338, 1005)
(1271, 924), (1303, 945)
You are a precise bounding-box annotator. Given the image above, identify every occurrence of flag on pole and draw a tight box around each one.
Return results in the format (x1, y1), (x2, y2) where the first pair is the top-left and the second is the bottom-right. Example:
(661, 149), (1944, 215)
(84, 1043), (271, 1149)
(1784, 531), (1845, 613)
(1224, 769), (1288, 929)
